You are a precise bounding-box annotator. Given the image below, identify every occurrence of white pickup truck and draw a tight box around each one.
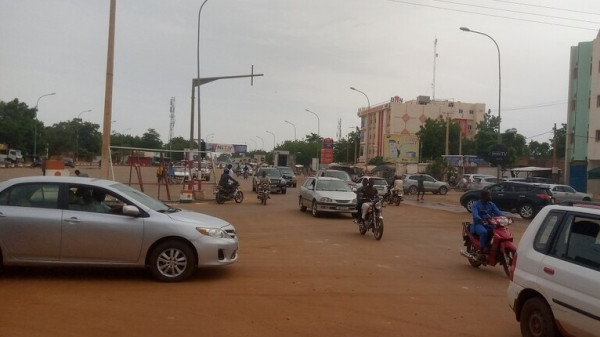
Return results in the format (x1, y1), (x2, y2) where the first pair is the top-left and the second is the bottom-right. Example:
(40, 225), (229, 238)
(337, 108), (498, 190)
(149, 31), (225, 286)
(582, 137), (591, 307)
(0, 145), (23, 167)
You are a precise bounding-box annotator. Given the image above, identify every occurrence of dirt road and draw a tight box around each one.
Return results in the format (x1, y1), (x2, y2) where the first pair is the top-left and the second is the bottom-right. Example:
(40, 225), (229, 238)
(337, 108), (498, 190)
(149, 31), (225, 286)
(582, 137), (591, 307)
(0, 166), (523, 336)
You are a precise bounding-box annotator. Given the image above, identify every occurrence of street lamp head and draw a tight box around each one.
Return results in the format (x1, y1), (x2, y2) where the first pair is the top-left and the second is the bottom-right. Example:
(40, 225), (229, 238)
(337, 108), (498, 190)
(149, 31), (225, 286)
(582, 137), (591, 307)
(460, 27), (470, 32)
(350, 87), (356, 91)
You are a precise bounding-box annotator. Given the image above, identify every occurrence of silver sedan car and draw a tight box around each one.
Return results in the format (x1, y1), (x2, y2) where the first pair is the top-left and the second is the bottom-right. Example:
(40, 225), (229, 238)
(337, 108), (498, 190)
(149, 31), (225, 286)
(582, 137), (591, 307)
(298, 176), (357, 217)
(0, 176), (238, 282)
(543, 184), (593, 203)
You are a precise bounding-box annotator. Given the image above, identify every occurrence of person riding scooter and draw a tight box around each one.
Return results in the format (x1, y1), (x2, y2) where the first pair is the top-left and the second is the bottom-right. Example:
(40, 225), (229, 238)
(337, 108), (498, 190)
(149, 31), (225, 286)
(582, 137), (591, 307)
(471, 190), (505, 254)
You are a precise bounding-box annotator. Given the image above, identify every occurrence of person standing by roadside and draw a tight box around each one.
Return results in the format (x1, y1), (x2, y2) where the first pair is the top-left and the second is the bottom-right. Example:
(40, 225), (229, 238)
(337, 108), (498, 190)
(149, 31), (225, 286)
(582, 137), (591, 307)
(417, 174), (425, 201)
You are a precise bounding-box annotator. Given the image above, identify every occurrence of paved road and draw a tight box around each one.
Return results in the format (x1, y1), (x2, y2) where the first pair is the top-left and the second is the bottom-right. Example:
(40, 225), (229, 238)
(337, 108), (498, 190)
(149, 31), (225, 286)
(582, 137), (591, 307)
(0, 167), (524, 336)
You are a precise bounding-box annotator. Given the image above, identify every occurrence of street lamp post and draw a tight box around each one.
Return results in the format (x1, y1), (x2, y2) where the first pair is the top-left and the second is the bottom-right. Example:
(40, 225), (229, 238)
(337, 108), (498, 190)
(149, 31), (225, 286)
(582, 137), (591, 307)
(197, 0), (209, 164)
(460, 26), (502, 181)
(75, 109), (92, 162)
(350, 87), (370, 164)
(284, 120), (297, 141)
(256, 136), (264, 150)
(266, 130), (276, 150)
(33, 92), (56, 158)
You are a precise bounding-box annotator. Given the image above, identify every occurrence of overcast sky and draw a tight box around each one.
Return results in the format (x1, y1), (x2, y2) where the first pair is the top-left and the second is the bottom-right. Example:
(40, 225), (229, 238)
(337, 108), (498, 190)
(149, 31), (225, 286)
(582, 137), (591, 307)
(2, 0), (600, 151)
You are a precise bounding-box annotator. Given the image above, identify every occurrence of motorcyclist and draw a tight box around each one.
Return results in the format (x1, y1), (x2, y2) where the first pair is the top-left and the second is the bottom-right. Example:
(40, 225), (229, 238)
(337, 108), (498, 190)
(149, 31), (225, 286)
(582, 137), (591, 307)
(219, 168), (239, 196)
(390, 175), (404, 198)
(356, 179), (378, 225)
(471, 190), (505, 254)
(257, 170), (271, 199)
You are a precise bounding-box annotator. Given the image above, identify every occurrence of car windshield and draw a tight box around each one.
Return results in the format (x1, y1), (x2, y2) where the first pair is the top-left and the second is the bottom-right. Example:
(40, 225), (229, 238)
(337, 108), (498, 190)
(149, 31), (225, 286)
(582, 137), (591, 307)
(326, 171), (350, 181)
(278, 167), (293, 174)
(316, 180), (352, 192)
(111, 182), (171, 212)
(262, 169), (282, 178)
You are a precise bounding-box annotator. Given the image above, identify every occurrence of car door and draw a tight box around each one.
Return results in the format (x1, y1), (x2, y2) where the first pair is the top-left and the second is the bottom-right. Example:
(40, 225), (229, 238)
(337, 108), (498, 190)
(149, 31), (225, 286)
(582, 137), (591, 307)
(423, 175), (436, 192)
(489, 183), (511, 211)
(537, 215), (600, 337)
(0, 182), (62, 261)
(60, 185), (144, 263)
(300, 178), (315, 207)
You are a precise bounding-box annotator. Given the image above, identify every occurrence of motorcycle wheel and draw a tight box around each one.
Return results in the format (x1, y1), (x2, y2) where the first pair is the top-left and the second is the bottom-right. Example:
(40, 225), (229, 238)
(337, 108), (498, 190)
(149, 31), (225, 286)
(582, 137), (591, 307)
(216, 193), (225, 204)
(373, 218), (384, 240)
(261, 194), (267, 205)
(235, 191), (244, 203)
(394, 196), (401, 206)
(500, 249), (515, 277)
(466, 242), (482, 268)
(358, 222), (367, 235)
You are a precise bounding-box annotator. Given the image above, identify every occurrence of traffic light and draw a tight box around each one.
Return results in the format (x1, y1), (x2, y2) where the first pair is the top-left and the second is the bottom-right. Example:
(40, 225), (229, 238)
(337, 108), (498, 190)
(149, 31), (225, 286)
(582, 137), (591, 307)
(200, 140), (206, 159)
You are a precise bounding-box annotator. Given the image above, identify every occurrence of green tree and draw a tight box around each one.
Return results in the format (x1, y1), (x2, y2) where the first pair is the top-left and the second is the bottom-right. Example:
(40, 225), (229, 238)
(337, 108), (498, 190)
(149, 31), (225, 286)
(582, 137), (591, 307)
(528, 141), (550, 159)
(138, 128), (163, 149)
(0, 99), (39, 157)
(415, 118), (461, 161)
(552, 123), (566, 158)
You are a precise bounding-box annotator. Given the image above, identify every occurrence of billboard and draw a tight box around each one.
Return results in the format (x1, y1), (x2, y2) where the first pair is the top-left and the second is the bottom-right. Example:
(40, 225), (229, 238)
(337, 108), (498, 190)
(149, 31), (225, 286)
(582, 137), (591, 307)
(383, 135), (419, 163)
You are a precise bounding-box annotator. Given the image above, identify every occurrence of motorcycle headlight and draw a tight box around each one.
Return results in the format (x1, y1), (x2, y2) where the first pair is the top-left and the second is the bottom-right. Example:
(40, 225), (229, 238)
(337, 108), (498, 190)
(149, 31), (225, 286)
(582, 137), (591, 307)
(319, 197), (334, 203)
(196, 227), (232, 239)
(375, 201), (382, 210)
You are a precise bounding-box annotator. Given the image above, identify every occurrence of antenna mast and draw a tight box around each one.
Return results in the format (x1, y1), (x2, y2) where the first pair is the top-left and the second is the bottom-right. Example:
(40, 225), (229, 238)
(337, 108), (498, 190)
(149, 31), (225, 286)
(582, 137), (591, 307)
(432, 37), (438, 100)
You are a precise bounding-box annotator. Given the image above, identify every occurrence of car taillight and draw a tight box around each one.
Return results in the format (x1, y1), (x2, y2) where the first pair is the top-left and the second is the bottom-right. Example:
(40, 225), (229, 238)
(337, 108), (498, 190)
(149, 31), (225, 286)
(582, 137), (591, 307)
(537, 193), (551, 200)
(509, 252), (518, 281)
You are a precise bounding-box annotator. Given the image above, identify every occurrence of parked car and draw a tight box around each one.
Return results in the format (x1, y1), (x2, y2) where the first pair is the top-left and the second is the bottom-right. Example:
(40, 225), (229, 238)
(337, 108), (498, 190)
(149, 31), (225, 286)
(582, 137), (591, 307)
(252, 167), (287, 194)
(196, 161), (211, 181)
(459, 181), (554, 219)
(354, 176), (389, 196)
(63, 157), (75, 168)
(0, 176), (239, 282)
(468, 176), (499, 190)
(507, 203), (600, 337)
(172, 166), (191, 183)
(298, 176), (357, 217)
(540, 184), (593, 204)
(315, 169), (358, 191)
(277, 166), (297, 187)
(402, 174), (449, 195)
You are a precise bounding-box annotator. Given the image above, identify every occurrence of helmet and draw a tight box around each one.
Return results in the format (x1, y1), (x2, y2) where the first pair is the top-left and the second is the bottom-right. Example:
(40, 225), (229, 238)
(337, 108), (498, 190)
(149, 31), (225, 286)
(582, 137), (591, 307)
(224, 169), (230, 174)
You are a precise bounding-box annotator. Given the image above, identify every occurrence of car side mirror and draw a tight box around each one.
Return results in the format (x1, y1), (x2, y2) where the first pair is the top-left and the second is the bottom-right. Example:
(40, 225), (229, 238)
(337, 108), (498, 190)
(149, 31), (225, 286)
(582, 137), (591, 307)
(122, 205), (140, 216)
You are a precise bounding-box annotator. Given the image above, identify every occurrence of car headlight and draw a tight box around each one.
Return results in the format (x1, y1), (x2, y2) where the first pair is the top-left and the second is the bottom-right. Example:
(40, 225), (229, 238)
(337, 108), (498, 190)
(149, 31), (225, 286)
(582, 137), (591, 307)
(351, 198), (357, 204)
(319, 197), (334, 203)
(281, 179), (287, 185)
(196, 227), (232, 238)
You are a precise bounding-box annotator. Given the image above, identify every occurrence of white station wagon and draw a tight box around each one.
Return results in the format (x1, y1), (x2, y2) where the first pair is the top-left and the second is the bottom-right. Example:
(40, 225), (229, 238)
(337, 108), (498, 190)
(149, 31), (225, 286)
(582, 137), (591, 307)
(507, 203), (600, 337)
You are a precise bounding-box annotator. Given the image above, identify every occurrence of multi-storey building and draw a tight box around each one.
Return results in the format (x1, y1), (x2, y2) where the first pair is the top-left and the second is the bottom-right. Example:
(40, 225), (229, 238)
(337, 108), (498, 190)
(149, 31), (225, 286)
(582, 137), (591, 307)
(356, 95), (485, 164)
(566, 31), (600, 193)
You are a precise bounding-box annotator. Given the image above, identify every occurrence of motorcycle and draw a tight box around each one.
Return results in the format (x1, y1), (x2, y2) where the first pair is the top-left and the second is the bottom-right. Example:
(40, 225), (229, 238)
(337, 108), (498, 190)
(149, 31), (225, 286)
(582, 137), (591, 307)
(460, 215), (517, 277)
(214, 184), (244, 204)
(382, 189), (402, 206)
(257, 183), (270, 205)
(356, 197), (384, 240)
(243, 171), (249, 179)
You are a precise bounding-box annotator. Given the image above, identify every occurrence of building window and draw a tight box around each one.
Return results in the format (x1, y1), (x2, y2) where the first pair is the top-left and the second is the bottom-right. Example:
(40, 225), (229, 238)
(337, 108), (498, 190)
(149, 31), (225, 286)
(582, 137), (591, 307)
(458, 109), (463, 114)
(469, 110), (474, 114)
(596, 130), (600, 142)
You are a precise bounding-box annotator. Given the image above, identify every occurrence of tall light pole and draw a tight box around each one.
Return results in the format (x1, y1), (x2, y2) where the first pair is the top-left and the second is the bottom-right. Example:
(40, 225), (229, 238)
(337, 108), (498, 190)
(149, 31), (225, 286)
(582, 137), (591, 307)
(350, 87), (370, 164)
(266, 130), (276, 150)
(460, 26), (502, 180)
(304, 109), (320, 136)
(256, 136), (264, 150)
(284, 120), (297, 141)
(74, 109), (92, 162)
(33, 92), (56, 158)
(197, 0), (209, 163)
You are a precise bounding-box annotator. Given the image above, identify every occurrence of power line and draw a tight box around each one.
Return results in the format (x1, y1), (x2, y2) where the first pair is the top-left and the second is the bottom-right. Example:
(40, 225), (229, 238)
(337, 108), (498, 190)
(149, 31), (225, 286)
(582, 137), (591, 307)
(385, 0), (598, 31)
(491, 0), (600, 17)
(432, 0), (600, 24)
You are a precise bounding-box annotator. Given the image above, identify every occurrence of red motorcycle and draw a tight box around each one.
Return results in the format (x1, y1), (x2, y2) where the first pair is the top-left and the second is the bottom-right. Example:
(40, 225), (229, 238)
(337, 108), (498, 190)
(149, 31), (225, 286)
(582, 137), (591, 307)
(460, 216), (517, 277)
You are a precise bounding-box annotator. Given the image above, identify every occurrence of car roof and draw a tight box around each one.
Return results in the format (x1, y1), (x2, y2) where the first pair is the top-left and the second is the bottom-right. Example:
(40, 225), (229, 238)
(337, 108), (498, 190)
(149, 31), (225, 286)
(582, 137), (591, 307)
(313, 176), (344, 181)
(0, 176), (117, 188)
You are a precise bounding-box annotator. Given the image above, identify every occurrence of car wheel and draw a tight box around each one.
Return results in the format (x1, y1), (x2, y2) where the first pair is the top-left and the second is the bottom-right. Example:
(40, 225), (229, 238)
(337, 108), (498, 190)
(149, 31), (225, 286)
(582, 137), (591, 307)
(408, 186), (417, 195)
(149, 241), (197, 282)
(252, 182), (256, 192)
(465, 198), (476, 213)
(438, 186), (448, 195)
(299, 197), (307, 211)
(311, 200), (320, 217)
(520, 297), (558, 337)
(293, 183), (297, 187)
(519, 203), (535, 219)
(281, 187), (287, 195)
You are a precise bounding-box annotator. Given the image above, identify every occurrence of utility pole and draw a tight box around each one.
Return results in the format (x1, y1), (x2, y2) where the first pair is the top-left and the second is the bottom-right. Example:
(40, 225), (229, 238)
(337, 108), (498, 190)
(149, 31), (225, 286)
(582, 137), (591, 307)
(552, 123), (558, 182)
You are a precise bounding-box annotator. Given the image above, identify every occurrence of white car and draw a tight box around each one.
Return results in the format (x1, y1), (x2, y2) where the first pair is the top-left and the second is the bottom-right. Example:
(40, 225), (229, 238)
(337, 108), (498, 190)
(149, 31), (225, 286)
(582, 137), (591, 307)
(298, 177), (357, 217)
(354, 176), (389, 196)
(542, 184), (593, 203)
(507, 203), (600, 337)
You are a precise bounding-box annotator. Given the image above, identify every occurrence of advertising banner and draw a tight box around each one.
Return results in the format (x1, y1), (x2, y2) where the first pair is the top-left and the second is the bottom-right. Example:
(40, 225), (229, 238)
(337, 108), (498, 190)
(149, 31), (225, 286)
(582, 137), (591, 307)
(383, 135), (419, 163)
